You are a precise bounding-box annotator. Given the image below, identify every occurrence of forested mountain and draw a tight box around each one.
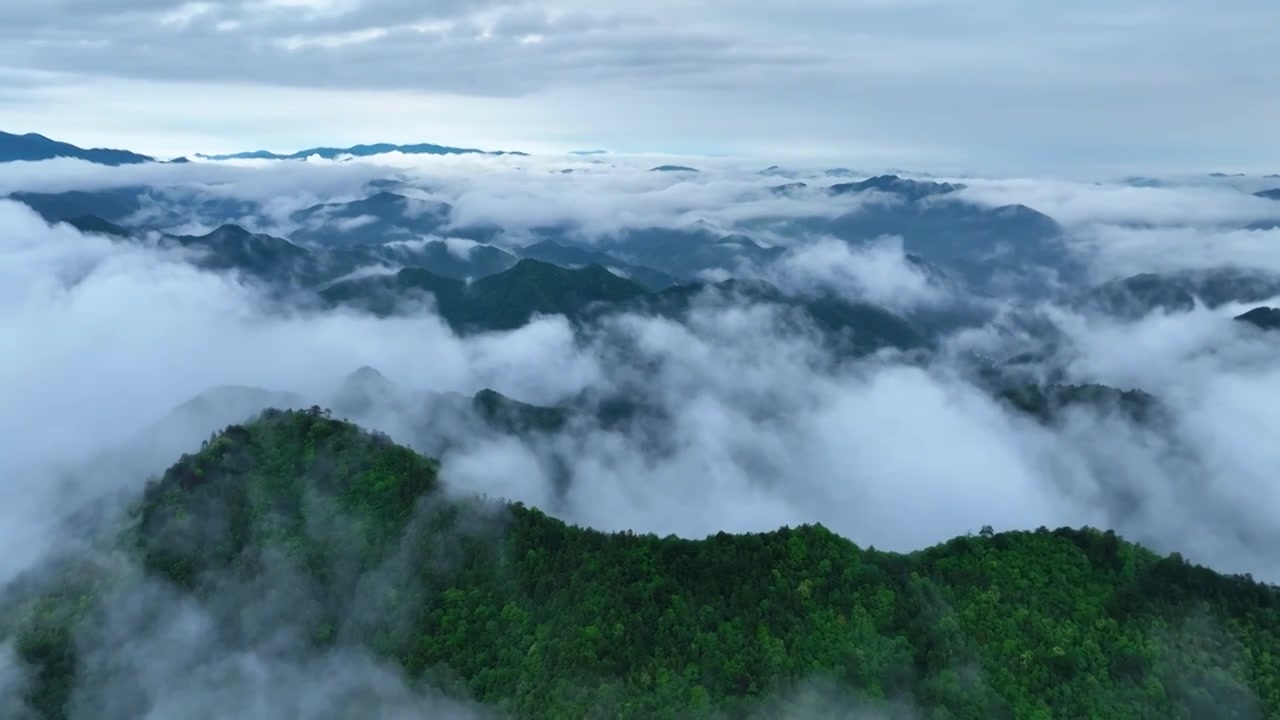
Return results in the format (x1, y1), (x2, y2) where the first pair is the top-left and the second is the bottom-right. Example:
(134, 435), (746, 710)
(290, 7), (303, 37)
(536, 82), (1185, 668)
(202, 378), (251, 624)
(7, 410), (1278, 719)
(7, 180), (1074, 298)
(514, 240), (679, 290)
(322, 260), (930, 353)
(320, 259), (650, 331)
(63, 218), (519, 286)
(289, 191), (454, 247)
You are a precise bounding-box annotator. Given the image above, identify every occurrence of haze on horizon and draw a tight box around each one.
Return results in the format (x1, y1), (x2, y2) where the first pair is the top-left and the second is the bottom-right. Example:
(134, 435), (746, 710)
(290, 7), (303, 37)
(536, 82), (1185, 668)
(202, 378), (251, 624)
(1, 0), (1277, 175)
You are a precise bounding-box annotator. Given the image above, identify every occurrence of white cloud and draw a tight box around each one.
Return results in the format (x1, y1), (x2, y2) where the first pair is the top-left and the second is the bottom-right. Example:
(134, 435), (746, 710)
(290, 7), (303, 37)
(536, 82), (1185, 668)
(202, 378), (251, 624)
(333, 213), (378, 231)
(955, 177), (1278, 228)
(766, 235), (948, 311)
(440, 236), (478, 258)
(1072, 225), (1280, 279)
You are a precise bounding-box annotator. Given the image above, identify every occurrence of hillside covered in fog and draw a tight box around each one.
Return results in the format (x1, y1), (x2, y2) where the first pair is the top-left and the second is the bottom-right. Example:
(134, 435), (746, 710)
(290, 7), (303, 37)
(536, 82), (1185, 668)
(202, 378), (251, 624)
(3, 139), (1280, 718)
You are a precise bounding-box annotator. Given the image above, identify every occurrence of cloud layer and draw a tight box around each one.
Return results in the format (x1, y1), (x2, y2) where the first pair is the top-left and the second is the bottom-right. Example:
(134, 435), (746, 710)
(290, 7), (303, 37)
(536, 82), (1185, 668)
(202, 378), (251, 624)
(4, 153), (1280, 718)
(3, 154), (1280, 595)
(2, 0), (1278, 170)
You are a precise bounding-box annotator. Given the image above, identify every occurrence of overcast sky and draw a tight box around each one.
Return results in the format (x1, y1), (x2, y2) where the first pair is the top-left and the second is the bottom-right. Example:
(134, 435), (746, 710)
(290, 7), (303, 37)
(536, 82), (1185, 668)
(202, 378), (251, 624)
(0, 0), (1276, 173)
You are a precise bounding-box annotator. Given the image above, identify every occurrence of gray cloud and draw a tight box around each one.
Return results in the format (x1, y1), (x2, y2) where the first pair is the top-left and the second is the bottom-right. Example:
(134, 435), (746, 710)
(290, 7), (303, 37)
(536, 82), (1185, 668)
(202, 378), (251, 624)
(1, 0), (1277, 169)
(0, 1), (810, 99)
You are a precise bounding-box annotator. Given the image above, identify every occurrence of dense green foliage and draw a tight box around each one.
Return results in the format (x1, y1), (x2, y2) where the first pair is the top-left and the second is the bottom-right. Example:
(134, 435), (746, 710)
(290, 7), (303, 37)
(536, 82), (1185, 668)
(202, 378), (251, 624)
(6, 410), (1280, 719)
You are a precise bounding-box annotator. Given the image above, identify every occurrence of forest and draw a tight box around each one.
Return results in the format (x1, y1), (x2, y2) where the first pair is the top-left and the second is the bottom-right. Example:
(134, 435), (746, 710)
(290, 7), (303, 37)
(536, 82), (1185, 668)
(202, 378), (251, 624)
(5, 409), (1279, 719)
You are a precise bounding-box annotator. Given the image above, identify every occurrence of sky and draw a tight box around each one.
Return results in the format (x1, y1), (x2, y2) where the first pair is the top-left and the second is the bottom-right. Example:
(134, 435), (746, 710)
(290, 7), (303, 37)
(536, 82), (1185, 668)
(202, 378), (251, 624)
(1, 0), (1278, 174)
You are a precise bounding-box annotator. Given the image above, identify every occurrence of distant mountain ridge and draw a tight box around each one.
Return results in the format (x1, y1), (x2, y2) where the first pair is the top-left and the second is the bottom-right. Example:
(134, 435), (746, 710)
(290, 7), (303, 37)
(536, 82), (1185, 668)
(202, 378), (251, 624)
(776, 174), (1069, 296)
(0, 131), (154, 165)
(322, 259), (931, 355)
(1235, 306), (1280, 330)
(1075, 268), (1280, 320)
(827, 174), (965, 201)
(195, 141), (527, 161)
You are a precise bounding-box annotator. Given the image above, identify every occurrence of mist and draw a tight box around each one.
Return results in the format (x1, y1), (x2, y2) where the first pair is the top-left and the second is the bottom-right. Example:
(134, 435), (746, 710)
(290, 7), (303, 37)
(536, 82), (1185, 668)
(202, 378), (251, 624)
(3, 152), (1280, 715)
(4, 157), (1280, 571)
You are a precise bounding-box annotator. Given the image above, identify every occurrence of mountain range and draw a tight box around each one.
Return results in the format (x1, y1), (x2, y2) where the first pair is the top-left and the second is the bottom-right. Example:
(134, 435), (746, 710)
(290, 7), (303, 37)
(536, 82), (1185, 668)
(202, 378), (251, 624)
(0, 131), (154, 165)
(51, 212), (929, 355)
(321, 259), (931, 355)
(0, 130), (524, 165)
(63, 213), (679, 290)
(194, 141), (525, 161)
(4, 177), (1078, 302)
(1073, 267), (1280, 320)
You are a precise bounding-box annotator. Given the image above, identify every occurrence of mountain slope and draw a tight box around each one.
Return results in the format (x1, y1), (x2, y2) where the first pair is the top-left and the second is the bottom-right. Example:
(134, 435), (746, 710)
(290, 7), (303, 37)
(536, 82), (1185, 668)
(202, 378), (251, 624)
(64, 215), (131, 237)
(321, 260), (928, 353)
(66, 219), (518, 288)
(759, 176), (1073, 296)
(633, 279), (931, 355)
(8, 188), (150, 223)
(997, 383), (1161, 425)
(6, 410), (1280, 719)
(0, 131), (154, 165)
(1076, 268), (1280, 320)
(322, 259), (651, 332)
(827, 174), (965, 202)
(589, 226), (787, 278)
(161, 224), (316, 282)
(289, 191), (454, 247)
(514, 240), (678, 290)
(1235, 306), (1280, 330)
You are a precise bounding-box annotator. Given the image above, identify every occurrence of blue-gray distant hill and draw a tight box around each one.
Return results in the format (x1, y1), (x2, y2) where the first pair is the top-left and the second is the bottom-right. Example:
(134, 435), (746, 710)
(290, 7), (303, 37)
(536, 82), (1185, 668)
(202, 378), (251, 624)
(1073, 268), (1280, 320)
(773, 175), (1074, 297)
(0, 131), (153, 165)
(322, 259), (931, 356)
(1236, 306), (1280, 330)
(195, 141), (526, 161)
